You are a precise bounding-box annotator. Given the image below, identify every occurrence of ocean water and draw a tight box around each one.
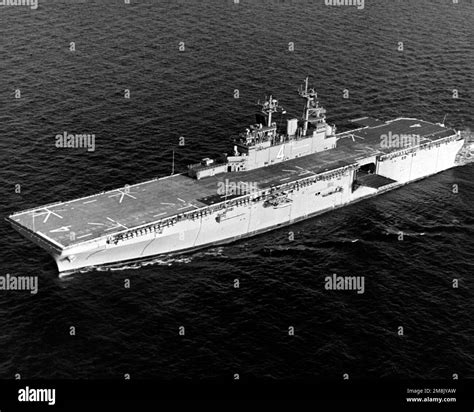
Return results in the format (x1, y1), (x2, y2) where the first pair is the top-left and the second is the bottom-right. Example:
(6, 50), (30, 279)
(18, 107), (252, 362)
(0, 0), (473, 381)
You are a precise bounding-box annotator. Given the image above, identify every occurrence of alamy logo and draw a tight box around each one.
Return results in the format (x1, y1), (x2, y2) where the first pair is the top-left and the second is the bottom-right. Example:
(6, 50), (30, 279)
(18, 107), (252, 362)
(0, 274), (38, 294)
(55, 132), (96, 152)
(217, 179), (258, 196)
(0, 0), (38, 10)
(325, 0), (364, 10)
(325, 274), (365, 294)
(380, 132), (421, 149)
(18, 386), (55, 406)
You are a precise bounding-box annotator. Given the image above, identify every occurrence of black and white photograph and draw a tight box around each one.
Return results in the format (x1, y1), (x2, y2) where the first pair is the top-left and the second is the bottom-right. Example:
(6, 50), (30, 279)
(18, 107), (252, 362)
(0, 0), (473, 408)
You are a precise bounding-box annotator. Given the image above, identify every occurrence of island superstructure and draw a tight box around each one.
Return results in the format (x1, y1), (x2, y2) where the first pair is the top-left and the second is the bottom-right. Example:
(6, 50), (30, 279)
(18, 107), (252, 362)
(7, 79), (472, 274)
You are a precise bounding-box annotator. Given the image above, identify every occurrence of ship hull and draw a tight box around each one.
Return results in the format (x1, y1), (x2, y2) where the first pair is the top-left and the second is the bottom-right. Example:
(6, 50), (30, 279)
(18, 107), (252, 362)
(47, 137), (464, 274)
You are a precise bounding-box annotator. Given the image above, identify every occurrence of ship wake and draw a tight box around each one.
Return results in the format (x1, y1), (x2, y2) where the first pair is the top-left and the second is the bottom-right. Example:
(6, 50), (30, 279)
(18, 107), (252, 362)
(58, 247), (227, 277)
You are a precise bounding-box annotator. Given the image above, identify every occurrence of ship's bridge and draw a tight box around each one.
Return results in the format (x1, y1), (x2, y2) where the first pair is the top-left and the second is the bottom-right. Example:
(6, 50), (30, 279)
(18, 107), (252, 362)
(190, 78), (338, 180)
(236, 123), (278, 149)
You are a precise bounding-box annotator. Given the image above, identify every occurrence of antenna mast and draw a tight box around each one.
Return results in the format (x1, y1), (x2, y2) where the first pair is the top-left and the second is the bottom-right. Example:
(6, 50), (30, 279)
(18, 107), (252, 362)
(299, 77), (325, 137)
(261, 95), (283, 127)
(442, 114), (448, 127)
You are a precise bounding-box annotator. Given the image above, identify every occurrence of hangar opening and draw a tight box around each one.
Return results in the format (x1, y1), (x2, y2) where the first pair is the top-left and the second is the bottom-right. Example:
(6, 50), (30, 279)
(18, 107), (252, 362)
(352, 160), (396, 192)
(358, 162), (376, 175)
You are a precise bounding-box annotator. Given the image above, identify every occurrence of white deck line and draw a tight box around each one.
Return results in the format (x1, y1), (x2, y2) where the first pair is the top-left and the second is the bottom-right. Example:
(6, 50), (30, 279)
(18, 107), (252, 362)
(350, 116), (370, 122)
(77, 233), (93, 239)
(36, 231), (64, 249)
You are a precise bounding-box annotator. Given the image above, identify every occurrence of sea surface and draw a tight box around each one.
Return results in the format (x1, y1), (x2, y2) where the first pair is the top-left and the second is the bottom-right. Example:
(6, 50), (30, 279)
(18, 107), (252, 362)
(0, 0), (473, 380)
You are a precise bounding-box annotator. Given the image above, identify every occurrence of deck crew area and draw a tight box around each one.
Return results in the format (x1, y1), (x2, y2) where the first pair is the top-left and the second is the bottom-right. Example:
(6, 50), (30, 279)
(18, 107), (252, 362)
(8, 118), (456, 249)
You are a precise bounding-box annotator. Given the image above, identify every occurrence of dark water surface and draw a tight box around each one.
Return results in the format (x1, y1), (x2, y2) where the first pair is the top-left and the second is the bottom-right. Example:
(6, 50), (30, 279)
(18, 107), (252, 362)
(0, 0), (473, 380)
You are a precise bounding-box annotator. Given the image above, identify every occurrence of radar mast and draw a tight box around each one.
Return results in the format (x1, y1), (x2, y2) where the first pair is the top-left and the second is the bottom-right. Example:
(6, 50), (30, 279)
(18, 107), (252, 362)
(299, 77), (326, 136)
(260, 95), (284, 127)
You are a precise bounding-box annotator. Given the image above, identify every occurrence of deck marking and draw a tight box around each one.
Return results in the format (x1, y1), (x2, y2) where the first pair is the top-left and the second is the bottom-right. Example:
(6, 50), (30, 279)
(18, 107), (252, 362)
(33, 208), (64, 223)
(83, 199), (97, 204)
(351, 116), (368, 122)
(105, 217), (128, 230)
(177, 198), (186, 203)
(105, 221), (128, 231)
(161, 202), (175, 206)
(280, 177), (291, 181)
(282, 169), (296, 173)
(295, 166), (304, 170)
(108, 189), (137, 204)
(77, 233), (93, 239)
(50, 226), (71, 233)
(88, 222), (105, 226)
(153, 212), (167, 217)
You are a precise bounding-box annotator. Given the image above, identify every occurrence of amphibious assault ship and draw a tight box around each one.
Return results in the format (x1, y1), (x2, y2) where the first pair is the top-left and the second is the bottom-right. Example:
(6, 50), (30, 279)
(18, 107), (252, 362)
(7, 79), (473, 274)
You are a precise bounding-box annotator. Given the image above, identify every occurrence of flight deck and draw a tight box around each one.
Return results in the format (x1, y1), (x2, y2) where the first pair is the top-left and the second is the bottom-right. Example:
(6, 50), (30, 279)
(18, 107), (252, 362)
(8, 118), (456, 249)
